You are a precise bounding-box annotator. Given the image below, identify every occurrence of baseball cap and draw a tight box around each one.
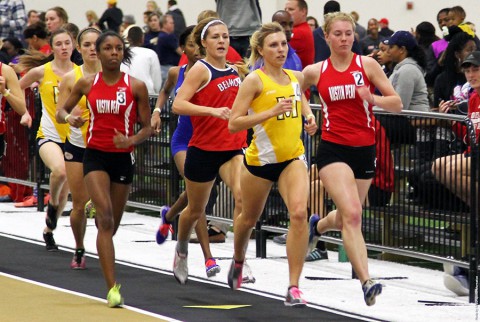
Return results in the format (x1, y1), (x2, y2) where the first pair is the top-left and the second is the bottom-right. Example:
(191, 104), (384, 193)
(379, 18), (389, 25)
(107, 0), (117, 5)
(461, 51), (480, 67)
(383, 30), (418, 51)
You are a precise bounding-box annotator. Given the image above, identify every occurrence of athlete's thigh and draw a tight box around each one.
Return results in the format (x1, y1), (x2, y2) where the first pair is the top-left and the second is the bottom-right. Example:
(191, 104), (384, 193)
(39, 142), (65, 172)
(65, 161), (89, 205)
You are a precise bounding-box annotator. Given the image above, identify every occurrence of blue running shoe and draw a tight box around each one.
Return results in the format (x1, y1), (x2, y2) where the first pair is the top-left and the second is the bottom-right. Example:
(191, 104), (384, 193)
(156, 206), (172, 244)
(308, 214), (320, 250)
(205, 258), (221, 277)
(362, 279), (382, 306)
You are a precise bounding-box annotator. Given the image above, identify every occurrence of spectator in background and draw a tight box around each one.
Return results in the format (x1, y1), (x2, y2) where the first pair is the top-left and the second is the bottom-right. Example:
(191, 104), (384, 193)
(306, 16), (318, 32)
(433, 29), (475, 109)
(378, 18), (394, 37)
(425, 8), (451, 89)
(415, 21), (439, 56)
(121, 26), (162, 96)
(269, 10), (302, 71)
(45, 6), (68, 34)
(285, 0), (314, 68)
(26, 10), (40, 27)
(1, 38), (24, 64)
(216, 0), (262, 58)
(156, 14), (182, 86)
(146, 0), (162, 16)
(23, 22), (51, 54)
(143, 12), (161, 49)
(386, 31), (429, 113)
(98, 0), (123, 33)
(167, 0), (186, 39)
(351, 11), (366, 41)
(142, 10), (153, 33)
(0, 0), (27, 40)
(85, 10), (99, 29)
(120, 14), (135, 35)
(376, 41), (395, 78)
(432, 51), (480, 297)
(360, 18), (385, 56)
(465, 21), (476, 34)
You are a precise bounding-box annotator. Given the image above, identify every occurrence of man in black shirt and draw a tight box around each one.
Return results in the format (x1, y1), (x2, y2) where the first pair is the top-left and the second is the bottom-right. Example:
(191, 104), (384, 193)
(98, 0), (123, 33)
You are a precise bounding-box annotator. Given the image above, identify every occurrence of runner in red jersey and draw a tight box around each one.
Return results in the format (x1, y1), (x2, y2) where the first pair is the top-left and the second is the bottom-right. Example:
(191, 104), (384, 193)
(303, 12), (402, 306)
(171, 17), (247, 285)
(57, 31), (152, 308)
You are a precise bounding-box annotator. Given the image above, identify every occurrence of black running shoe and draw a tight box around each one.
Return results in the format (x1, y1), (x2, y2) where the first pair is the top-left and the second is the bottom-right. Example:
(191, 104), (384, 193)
(43, 232), (58, 251)
(45, 202), (58, 230)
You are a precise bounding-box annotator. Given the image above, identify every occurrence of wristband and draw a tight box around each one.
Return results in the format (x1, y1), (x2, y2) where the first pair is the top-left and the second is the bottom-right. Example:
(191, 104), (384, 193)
(306, 113), (315, 120)
(64, 114), (71, 123)
(153, 107), (161, 114)
(2, 89), (10, 97)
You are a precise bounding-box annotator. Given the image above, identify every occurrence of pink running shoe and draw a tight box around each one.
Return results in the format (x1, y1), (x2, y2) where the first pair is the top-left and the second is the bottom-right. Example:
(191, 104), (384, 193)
(284, 286), (307, 307)
(70, 249), (86, 270)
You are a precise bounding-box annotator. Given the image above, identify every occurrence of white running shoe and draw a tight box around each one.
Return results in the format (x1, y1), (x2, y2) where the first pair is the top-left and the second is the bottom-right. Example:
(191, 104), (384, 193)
(173, 250), (188, 284)
(242, 260), (256, 284)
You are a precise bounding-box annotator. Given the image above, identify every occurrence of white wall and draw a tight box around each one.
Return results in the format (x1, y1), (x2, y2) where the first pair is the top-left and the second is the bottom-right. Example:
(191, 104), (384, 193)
(25, 0), (479, 37)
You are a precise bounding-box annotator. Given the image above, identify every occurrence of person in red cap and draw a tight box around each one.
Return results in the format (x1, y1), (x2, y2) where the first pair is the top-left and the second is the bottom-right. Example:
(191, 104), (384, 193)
(379, 17), (394, 37)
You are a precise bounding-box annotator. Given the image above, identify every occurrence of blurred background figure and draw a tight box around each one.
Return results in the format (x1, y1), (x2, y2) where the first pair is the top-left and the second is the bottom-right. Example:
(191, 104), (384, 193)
(85, 10), (99, 28)
(98, 0), (123, 33)
(306, 15), (318, 32)
(146, 0), (162, 16)
(45, 6), (68, 33)
(26, 9), (40, 27)
(379, 17), (394, 37)
(166, 0), (186, 38)
(0, 0), (27, 40)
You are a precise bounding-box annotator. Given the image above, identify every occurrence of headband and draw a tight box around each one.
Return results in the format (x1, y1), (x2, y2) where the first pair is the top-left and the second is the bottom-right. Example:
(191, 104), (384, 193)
(77, 27), (101, 44)
(200, 19), (225, 40)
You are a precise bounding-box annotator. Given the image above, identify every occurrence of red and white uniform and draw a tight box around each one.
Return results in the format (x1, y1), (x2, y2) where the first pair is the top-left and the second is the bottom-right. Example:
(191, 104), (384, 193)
(86, 72), (137, 153)
(317, 54), (375, 147)
(188, 59), (246, 151)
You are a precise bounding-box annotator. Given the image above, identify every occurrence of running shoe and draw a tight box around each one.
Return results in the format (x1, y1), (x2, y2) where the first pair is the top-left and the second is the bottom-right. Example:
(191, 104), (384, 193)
(305, 248), (328, 262)
(308, 214), (321, 250)
(273, 233), (287, 245)
(14, 195), (37, 208)
(284, 286), (307, 307)
(43, 232), (58, 251)
(362, 279), (382, 306)
(156, 206), (173, 245)
(173, 250), (188, 284)
(107, 283), (124, 308)
(444, 274), (469, 296)
(45, 202), (58, 230)
(242, 260), (256, 284)
(227, 258), (243, 290)
(205, 258), (221, 277)
(70, 248), (86, 270)
(84, 199), (96, 218)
